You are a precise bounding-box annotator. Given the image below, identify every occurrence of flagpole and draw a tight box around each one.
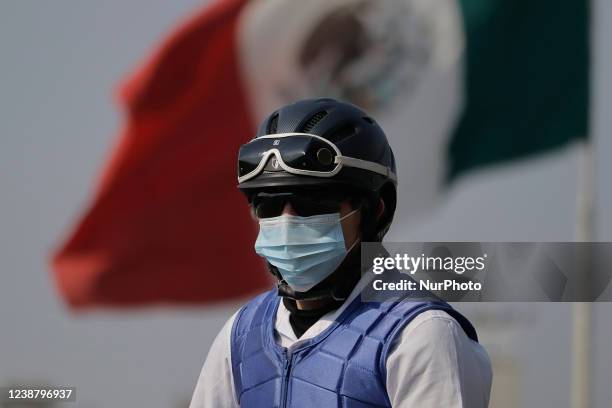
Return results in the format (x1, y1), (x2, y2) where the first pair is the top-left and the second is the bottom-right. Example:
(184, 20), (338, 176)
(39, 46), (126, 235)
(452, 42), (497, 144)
(571, 141), (594, 408)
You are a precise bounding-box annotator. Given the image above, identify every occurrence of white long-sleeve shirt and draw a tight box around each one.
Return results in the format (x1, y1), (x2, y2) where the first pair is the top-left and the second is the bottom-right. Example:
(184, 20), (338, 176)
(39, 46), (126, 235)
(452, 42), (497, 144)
(190, 277), (492, 408)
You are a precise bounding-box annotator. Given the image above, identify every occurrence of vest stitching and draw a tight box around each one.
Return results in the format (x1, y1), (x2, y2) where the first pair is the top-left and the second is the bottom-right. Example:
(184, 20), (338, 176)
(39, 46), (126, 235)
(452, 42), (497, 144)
(288, 377), (388, 408)
(240, 375), (283, 395)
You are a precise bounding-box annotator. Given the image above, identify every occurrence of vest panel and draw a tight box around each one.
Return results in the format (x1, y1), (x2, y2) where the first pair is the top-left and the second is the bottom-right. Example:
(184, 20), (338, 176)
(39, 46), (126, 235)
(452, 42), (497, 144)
(231, 289), (477, 408)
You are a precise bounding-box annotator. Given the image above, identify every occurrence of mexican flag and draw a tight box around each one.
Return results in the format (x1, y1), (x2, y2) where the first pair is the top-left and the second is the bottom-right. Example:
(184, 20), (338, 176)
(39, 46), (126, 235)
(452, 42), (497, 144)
(51, 0), (589, 307)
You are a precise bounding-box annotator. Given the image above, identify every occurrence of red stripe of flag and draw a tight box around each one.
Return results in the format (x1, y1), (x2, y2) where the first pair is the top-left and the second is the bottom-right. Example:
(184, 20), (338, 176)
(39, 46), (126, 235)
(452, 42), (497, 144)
(52, 0), (271, 308)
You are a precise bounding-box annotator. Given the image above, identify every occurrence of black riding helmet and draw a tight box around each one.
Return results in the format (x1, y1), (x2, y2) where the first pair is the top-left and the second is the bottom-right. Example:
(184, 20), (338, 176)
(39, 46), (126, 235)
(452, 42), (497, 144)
(237, 97), (397, 242)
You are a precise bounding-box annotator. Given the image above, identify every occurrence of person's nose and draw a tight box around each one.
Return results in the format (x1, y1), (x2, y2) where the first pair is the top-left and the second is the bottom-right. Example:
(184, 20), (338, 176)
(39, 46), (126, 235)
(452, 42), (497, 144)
(282, 202), (297, 216)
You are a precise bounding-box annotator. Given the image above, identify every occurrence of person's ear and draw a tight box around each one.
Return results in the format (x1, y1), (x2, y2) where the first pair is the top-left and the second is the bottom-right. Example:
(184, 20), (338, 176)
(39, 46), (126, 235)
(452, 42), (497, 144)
(376, 198), (385, 221)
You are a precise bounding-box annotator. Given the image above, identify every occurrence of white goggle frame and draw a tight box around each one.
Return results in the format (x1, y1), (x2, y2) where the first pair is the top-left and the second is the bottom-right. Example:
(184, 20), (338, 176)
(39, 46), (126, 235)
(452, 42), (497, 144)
(237, 133), (397, 184)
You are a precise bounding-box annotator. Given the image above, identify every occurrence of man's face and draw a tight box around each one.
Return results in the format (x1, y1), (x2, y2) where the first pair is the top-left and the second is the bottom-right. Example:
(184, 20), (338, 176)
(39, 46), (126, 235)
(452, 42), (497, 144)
(249, 190), (362, 248)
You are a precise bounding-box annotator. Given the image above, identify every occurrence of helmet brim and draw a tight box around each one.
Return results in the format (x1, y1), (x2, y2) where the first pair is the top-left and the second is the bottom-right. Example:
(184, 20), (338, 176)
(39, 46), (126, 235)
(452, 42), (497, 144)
(237, 172), (349, 192)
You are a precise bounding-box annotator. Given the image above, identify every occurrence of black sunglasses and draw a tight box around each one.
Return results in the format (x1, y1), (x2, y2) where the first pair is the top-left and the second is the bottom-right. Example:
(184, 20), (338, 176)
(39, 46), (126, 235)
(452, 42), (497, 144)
(251, 191), (354, 218)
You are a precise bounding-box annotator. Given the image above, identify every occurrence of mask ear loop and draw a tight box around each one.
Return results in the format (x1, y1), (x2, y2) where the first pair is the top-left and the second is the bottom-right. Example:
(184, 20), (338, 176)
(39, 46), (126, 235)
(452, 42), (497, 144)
(345, 231), (361, 253)
(339, 207), (362, 249)
(339, 208), (360, 222)
(330, 207), (363, 302)
(330, 236), (362, 302)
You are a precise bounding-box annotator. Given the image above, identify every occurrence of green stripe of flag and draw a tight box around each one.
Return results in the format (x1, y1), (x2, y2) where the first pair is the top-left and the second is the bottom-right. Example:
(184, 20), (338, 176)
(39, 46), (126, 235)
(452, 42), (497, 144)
(448, 0), (590, 181)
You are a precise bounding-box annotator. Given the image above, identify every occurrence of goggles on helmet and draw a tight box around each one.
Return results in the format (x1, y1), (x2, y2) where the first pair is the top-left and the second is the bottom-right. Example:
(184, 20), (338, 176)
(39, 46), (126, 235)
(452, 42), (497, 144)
(237, 133), (397, 184)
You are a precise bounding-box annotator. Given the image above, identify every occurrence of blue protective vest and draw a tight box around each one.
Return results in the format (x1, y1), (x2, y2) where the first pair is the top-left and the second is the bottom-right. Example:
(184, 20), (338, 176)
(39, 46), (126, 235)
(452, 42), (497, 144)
(231, 289), (478, 408)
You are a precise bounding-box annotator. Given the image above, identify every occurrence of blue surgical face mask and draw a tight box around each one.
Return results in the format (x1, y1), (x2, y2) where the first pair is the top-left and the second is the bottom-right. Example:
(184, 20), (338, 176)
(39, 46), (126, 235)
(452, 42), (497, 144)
(254, 209), (360, 292)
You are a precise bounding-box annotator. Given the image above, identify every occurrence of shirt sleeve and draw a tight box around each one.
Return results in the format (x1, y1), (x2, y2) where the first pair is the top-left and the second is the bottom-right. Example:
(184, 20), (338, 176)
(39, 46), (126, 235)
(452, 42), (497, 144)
(189, 312), (239, 408)
(385, 309), (493, 408)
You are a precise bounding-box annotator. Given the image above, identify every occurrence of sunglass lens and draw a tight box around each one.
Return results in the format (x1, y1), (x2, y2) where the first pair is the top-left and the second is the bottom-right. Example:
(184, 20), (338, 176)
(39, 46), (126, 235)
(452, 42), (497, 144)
(254, 197), (285, 218)
(290, 195), (341, 217)
(252, 191), (347, 218)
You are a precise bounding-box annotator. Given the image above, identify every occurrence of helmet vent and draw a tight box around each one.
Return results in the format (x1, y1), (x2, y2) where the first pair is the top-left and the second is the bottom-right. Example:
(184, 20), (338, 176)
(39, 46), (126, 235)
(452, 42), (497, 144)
(267, 113), (279, 134)
(363, 116), (375, 125)
(301, 111), (328, 132)
(326, 124), (356, 144)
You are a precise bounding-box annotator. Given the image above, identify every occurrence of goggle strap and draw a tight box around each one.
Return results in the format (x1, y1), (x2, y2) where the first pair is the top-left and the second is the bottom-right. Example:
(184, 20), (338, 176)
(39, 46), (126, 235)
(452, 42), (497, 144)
(335, 156), (397, 182)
